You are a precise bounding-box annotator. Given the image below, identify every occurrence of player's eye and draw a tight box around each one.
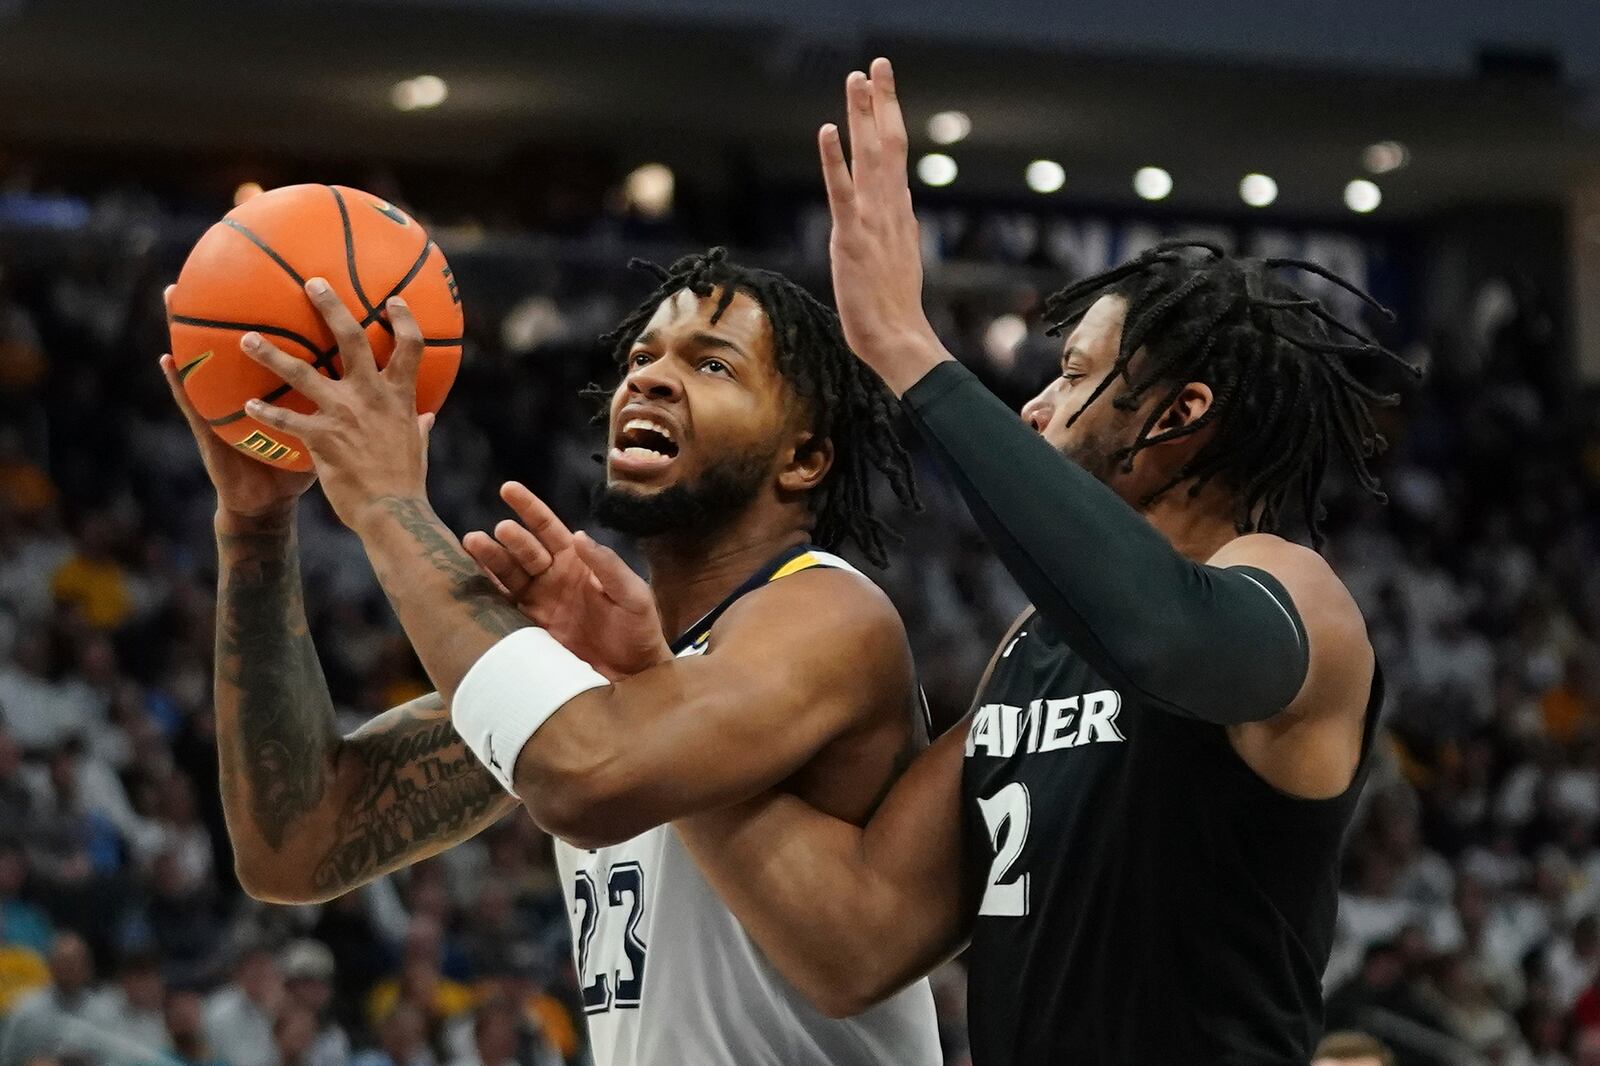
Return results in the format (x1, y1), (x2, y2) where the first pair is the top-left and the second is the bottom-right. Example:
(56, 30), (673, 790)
(699, 358), (731, 376)
(629, 351), (655, 369)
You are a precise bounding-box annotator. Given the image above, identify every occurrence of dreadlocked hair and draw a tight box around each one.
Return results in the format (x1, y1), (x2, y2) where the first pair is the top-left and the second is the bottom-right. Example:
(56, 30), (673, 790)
(586, 247), (918, 567)
(1041, 239), (1421, 549)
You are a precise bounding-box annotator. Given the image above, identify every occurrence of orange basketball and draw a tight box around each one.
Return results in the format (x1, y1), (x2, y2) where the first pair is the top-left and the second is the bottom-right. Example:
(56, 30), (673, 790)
(169, 184), (463, 471)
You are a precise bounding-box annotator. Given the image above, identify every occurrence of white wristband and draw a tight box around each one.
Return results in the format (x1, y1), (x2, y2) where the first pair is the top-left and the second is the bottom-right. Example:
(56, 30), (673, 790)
(453, 627), (609, 793)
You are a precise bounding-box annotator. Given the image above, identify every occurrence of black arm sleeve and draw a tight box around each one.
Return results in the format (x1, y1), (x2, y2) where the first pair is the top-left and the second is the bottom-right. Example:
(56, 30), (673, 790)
(902, 360), (1309, 725)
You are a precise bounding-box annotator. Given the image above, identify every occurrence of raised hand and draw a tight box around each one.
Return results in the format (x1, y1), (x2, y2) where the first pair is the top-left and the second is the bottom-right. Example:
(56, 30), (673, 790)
(463, 481), (672, 681)
(237, 279), (433, 532)
(159, 285), (317, 521)
(821, 57), (953, 396)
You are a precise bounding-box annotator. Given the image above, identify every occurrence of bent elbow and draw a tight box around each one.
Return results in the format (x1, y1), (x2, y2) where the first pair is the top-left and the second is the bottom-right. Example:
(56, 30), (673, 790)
(521, 768), (643, 850)
(774, 941), (906, 1019)
(234, 856), (322, 906)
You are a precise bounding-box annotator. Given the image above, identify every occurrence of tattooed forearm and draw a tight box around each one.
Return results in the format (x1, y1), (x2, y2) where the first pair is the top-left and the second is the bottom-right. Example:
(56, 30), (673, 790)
(214, 517), (339, 851)
(312, 694), (514, 895)
(370, 495), (527, 640)
(213, 512), (517, 901)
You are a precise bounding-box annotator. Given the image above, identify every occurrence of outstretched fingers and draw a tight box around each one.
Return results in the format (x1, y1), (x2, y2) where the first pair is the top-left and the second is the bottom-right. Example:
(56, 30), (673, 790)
(499, 481), (576, 554)
(463, 530), (530, 598)
(492, 517), (555, 580)
(843, 69), (881, 200)
(867, 57), (910, 198)
(819, 123), (856, 221)
(573, 532), (653, 612)
(240, 332), (339, 408)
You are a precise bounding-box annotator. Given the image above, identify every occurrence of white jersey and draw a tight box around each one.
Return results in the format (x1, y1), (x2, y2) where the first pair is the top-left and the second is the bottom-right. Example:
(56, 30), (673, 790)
(553, 547), (941, 1066)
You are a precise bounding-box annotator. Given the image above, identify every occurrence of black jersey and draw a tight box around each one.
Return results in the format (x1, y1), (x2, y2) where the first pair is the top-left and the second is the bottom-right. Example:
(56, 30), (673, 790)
(960, 610), (1381, 1065)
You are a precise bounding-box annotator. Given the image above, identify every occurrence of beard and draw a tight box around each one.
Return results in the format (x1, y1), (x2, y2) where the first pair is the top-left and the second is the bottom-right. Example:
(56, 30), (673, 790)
(592, 449), (775, 540)
(1059, 422), (1130, 485)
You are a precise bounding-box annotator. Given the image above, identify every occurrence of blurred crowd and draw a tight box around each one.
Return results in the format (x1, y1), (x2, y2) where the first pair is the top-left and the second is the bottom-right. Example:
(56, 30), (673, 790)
(0, 187), (1597, 1066)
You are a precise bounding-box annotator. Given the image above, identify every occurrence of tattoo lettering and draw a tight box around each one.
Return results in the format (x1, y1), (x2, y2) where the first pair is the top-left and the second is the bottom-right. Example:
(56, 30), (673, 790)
(215, 527), (336, 850)
(312, 695), (510, 894)
(375, 496), (528, 640)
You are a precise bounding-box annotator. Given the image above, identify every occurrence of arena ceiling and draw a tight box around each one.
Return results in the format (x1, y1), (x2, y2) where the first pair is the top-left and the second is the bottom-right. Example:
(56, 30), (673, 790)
(1, 0), (1599, 220)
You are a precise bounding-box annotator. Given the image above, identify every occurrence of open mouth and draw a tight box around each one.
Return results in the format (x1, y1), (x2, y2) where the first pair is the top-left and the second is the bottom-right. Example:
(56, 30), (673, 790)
(610, 416), (680, 470)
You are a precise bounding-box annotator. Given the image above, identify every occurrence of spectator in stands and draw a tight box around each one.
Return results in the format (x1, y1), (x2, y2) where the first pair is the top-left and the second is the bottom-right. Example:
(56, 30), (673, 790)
(443, 997), (526, 1066)
(280, 937), (351, 1066)
(0, 632), (84, 753)
(0, 838), (51, 957)
(366, 915), (474, 1036)
(11, 930), (96, 1026)
(166, 986), (226, 1066)
(353, 1001), (436, 1066)
(274, 1002), (323, 1066)
(80, 946), (169, 1053)
(49, 513), (131, 631)
(138, 847), (224, 971)
(1519, 1001), (1573, 1066)
(202, 941), (285, 1066)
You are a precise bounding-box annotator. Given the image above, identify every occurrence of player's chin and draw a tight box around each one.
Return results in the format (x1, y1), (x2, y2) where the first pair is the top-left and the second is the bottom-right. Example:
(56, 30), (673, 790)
(606, 446), (683, 485)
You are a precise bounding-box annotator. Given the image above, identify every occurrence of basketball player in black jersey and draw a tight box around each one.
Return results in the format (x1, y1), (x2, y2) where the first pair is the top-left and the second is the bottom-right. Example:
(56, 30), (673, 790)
(496, 61), (1416, 1064)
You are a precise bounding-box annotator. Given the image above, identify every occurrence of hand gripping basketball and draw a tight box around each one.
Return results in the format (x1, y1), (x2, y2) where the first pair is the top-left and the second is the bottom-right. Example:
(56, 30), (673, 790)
(238, 280), (436, 533)
(158, 286), (317, 522)
(167, 184), (462, 472)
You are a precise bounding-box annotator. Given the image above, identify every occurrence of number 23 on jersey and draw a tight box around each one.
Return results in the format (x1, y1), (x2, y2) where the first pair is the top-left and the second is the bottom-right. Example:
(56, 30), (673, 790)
(574, 863), (650, 1013)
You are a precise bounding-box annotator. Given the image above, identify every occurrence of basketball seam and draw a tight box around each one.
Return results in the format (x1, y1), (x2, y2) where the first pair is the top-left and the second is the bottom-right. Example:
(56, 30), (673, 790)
(360, 239), (436, 338)
(170, 315), (329, 356)
(220, 220), (309, 288)
(329, 186), (379, 320)
(206, 384), (293, 427)
(180, 205), (461, 434)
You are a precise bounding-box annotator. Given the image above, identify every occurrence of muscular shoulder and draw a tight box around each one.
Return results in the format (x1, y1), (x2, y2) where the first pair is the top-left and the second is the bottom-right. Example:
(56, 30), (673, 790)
(712, 564), (906, 646)
(706, 567), (914, 716)
(1210, 533), (1375, 797)
(1207, 533), (1369, 679)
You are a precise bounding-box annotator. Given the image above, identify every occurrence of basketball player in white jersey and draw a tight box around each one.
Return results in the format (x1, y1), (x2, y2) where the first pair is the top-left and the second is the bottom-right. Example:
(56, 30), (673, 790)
(162, 248), (940, 1064)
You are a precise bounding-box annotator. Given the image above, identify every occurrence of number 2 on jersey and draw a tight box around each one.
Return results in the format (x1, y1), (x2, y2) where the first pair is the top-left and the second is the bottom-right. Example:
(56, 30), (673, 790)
(574, 863), (649, 1013)
(978, 782), (1031, 917)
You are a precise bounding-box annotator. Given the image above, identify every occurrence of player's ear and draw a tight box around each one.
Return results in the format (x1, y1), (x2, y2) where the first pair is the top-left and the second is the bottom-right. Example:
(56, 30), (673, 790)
(1151, 381), (1213, 440)
(778, 432), (833, 495)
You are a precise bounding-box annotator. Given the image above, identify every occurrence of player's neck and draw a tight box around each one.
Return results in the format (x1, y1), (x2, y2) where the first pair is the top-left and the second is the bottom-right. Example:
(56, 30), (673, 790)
(640, 511), (810, 641)
(1141, 485), (1243, 563)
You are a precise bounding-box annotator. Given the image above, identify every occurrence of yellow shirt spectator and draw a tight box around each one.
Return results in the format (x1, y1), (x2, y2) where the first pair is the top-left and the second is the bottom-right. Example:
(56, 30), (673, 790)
(51, 554), (131, 630)
(0, 944), (50, 1014)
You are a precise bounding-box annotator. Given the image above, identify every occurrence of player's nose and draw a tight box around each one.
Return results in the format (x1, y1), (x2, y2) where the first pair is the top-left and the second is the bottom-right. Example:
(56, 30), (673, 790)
(1021, 394), (1055, 434)
(625, 359), (684, 401)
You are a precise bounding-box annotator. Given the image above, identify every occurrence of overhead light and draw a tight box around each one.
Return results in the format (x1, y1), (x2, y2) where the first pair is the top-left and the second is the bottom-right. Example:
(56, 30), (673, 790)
(1362, 141), (1409, 175)
(917, 153), (958, 187)
(1025, 160), (1065, 194)
(1344, 179), (1382, 214)
(1133, 166), (1173, 202)
(927, 111), (971, 146)
(984, 314), (1028, 366)
(624, 163), (675, 218)
(391, 75), (449, 111)
(233, 182), (264, 207)
(1239, 173), (1278, 208)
